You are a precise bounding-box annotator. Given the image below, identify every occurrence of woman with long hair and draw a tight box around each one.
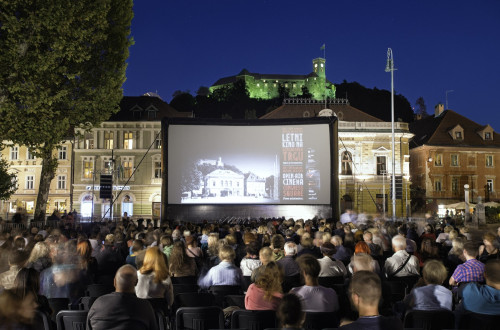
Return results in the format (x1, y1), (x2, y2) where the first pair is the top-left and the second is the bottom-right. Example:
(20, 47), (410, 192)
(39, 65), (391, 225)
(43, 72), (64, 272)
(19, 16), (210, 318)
(25, 241), (52, 273)
(135, 247), (174, 308)
(13, 267), (51, 318)
(245, 261), (283, 310)
(168, 241), (196, 277)
(76, 240), (98, 283)
(415, 238), (440, 267)
(0, 289), (38, 330)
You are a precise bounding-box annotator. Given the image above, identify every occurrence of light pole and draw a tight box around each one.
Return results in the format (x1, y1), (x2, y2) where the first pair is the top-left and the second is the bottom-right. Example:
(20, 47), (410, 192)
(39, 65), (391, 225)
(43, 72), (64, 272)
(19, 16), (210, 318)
(385, 48), (397, 220)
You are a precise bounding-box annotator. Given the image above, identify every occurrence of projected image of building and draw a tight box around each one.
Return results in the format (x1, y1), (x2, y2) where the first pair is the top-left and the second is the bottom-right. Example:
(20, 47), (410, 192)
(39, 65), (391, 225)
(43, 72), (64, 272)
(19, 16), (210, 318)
(204, 169), (244, 197)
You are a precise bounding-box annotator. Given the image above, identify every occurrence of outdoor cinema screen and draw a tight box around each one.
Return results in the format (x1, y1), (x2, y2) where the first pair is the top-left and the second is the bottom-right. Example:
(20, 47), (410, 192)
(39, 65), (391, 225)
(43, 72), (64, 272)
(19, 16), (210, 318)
(166, 118), (334, 205)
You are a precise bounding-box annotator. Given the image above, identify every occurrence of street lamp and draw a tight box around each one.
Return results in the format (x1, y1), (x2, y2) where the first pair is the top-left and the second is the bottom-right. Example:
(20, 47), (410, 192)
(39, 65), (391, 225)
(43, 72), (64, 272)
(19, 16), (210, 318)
(385, 48), (396, 220)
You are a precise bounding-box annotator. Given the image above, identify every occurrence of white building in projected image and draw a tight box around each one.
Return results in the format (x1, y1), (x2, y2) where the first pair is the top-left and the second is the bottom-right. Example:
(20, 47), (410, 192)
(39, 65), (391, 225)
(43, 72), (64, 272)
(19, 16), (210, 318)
(245, 173), (266, 197)
(204, 169), (245, 197)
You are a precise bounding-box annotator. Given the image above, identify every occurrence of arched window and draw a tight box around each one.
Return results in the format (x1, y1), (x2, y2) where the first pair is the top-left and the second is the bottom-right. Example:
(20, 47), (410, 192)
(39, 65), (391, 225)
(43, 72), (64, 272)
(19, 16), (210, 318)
(341, 151), (353, 175)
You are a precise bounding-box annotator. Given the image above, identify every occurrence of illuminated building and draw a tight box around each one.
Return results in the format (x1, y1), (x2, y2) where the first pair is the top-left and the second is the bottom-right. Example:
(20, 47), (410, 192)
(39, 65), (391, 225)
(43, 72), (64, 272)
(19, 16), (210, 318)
(261, 99), (413, 217)
(72, 95), (190, 220)
(210, 58), (336, 100)
(0, 142), (73, 219)
(410, 104), (500, 214)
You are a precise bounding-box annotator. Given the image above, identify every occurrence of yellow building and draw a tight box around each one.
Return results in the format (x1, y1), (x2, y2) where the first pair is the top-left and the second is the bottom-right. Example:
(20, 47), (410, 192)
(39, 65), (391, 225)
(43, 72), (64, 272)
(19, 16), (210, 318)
(261, 99), (413, 217)
(72, 95), (190, 220)
(0, 141), (73, 220)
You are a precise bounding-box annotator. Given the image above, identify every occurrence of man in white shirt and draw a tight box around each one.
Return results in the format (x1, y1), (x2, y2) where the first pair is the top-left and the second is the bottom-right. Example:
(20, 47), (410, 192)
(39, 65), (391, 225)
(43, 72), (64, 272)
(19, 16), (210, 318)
(383, 235), (420, 278)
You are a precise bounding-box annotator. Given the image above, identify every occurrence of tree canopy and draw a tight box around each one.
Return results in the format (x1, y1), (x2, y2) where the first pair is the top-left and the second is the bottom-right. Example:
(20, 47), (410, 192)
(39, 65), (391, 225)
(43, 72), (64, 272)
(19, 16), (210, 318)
(0, 0), (134, 220)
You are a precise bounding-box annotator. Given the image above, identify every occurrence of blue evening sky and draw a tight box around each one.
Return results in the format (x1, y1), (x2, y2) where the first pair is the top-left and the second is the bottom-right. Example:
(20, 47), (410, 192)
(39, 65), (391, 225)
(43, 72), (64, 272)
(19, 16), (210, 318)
(123, 0), (500, 131)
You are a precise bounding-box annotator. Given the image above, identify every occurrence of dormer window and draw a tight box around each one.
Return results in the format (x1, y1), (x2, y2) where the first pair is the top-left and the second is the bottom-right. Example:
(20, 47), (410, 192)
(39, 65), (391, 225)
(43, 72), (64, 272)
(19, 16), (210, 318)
(485, 132), (492, 140)
(455, 131), (462, 140)
(450, 125), (464, 141)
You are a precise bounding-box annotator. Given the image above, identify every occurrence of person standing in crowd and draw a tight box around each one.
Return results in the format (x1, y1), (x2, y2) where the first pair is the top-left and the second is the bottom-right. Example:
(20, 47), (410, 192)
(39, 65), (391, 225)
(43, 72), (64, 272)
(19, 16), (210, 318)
(290, 254), (339, 312)
(339, 271), (403, 330)
(87, 264), (158, 330)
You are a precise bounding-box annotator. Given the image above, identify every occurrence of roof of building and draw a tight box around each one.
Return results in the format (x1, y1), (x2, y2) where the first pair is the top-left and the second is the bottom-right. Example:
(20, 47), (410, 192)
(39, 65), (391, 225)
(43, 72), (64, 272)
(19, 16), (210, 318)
(212, 70), (325, 86)
(409, 110), (500, 148)
(260, 101), (383, 122)
(107, 96), (191, 121)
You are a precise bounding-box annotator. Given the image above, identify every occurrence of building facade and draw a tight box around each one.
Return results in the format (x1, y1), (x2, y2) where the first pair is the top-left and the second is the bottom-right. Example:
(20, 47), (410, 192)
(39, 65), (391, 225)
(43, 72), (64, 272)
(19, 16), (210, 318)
(0, 141), (73, 220)
(261, 99), (413, 217)
(72, 95), (190, 220)
(210, 58), (336, 101)
(410, 104), (500, 214)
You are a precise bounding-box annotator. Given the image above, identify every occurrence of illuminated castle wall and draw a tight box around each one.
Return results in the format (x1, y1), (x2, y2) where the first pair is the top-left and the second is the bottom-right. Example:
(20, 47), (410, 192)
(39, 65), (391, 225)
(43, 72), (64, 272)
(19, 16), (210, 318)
(210, 58), (336, 101)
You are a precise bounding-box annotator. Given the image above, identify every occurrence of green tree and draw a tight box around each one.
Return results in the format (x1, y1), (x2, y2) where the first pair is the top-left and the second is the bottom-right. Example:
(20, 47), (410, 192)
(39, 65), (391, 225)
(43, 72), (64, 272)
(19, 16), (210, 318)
(0, 158), (17, 201)
(0, 0), (133, 221)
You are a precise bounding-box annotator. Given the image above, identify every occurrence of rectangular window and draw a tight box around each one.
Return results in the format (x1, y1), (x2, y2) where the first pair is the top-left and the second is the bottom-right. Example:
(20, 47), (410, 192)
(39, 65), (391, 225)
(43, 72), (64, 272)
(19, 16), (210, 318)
(154, 161), (162, 178)
(103, 158), (113, 174)
(451, 154), (459, 167)
(435, 178), (442, 192)
(487, 179), (494, 192)
(455, 131), (462, 140)
(57, 175), (66, 190)
(155, 134), (162, 149)
(434, 154), (443, 166)
(10, 146), (19, 160)
(26, 175), (34, 190)
(451, 177), (459, 192)
(27, 149), (36, 160)
(376, 156), (387, 175)
(124, 132), (133, 150)
(123, 161), (133, 178)
(83, 160), (93, 179)
(58, 146), (67, 160)
(486, 155), (494, 167)
(104, 132), (114, 149)
(84, 133), (94, 149)
(485, 132), (492, 140)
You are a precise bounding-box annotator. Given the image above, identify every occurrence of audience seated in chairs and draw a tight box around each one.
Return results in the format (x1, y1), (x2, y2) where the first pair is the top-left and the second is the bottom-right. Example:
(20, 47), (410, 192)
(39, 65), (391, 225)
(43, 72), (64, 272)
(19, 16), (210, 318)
(290, 254), (339, 312)
(87, 264), (158, 330)
(339, 271), (403, 330)
(240, 240), (262, 277)
(277, 242), (301, 277)
(198, 245), (243, 289)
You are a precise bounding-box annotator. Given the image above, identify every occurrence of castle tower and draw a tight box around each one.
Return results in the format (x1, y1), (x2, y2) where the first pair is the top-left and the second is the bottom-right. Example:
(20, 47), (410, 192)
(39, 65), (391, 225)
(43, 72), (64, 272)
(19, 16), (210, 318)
(312, 58), (326, 78)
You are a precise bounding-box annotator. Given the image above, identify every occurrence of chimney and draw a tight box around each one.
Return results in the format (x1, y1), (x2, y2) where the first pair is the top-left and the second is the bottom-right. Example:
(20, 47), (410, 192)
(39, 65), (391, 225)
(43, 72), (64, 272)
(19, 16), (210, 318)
(435, 103), (444, 116)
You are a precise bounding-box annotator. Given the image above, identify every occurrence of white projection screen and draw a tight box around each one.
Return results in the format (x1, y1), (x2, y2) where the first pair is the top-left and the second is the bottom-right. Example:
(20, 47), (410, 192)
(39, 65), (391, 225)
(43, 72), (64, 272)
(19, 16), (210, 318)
(164, 118), (337, 210)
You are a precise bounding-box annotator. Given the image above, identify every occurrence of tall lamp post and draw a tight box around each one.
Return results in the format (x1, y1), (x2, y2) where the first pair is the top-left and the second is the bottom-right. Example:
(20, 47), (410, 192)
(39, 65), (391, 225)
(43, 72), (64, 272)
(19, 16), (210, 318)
(385, 48), (396, 220)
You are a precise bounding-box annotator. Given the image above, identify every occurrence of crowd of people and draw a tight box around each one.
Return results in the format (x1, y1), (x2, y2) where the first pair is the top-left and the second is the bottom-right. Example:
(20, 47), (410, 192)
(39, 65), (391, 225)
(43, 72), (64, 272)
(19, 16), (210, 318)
(0, 215), (499, 329)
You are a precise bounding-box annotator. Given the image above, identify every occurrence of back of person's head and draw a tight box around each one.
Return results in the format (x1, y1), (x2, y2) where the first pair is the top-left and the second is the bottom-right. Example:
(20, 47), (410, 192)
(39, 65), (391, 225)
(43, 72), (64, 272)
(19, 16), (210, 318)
(422, 260), (448, 285)
(354, 241), (371, 254)
(349, 270), (381, 306)
(463, 241), (478, 257)
(76, 240), (92, 261)
(219, 245), (236, 262)
(13, 267), (40, 299)
(27, 241), (50, 264)
(351, 253), (375, 273)
(300, 236), (313, 248)
(320, 242), (336, 257)
(444, 226), (452, 234)
(246, 240), (261, 256)
(484, 260), (500, 286)
(132, 239), (145, 253)
(8, 250), (27, 267)
(296, 254), (320, 278)
(392, 235), (407, 251)
(225, 234), (237, 246)
(259, 246), (273, 264)
(0, 289), (37, 326)
(14, 237), (25, 250)
(255, 261), (283, 300)
(243, 232), (257, 245)
(277, 293), (305, 328)
(271, 234), (285, 250)
(331, 235), (343, 246)
(140, 247), (169, 283)
(283, 242), (297, 256)
(114, 264), (138, 293)
(448, 230), (458, 241)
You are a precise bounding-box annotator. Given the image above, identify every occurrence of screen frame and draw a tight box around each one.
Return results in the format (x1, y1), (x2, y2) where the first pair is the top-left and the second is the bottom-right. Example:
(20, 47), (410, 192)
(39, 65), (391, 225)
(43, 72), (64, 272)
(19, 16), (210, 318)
(161, 117), (339, 221)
